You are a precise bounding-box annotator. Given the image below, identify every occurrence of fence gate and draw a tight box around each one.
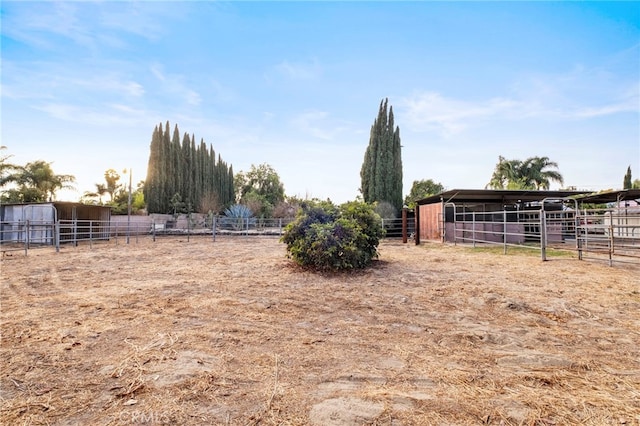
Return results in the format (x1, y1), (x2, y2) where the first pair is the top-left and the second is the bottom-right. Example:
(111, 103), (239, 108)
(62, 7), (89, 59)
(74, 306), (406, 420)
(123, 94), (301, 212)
(575, 209), (640, 266)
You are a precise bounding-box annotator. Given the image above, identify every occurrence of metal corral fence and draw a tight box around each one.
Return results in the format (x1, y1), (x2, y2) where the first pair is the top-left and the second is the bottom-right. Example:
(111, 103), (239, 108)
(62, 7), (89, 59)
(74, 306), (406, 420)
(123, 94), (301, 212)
(447, 207), (640, 266)
(0, 216), (295, 255)
(1, 214), (413, 256)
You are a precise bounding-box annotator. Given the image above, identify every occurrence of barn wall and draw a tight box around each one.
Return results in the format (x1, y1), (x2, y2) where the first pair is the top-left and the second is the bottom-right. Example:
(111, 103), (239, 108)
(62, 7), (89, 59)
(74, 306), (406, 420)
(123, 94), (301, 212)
(418, 203), (442, 241)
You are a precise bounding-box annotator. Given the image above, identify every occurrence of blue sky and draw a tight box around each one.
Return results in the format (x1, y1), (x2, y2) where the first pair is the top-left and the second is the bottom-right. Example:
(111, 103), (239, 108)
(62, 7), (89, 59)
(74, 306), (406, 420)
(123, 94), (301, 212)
(1, 1), (639, 203)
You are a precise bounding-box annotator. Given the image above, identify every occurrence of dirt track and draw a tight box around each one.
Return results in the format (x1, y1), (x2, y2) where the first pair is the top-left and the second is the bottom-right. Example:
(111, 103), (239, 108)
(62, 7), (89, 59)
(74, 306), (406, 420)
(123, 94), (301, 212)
(1, 237), (639, 425)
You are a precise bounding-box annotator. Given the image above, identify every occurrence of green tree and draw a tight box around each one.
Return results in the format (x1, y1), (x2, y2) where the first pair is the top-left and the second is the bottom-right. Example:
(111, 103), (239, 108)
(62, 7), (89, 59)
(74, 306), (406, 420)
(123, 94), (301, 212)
(486, 156), (563, 190)
(236, 163), (285, 218)
(522, 156), (564, 190)
(2, 160), (75, 202)
(404, 179), (445, 208)
(633, 179), (640, 189)
(623, 166), (632, 189)
(0, 146), (19, 188)
(360, 98), (403, 212)
(144, 121), (235, 214)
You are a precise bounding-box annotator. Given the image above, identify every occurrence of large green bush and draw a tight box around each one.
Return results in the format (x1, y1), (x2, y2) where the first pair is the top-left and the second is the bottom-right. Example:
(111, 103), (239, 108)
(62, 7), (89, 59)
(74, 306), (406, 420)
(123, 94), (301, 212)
(281, 200), (384, 271)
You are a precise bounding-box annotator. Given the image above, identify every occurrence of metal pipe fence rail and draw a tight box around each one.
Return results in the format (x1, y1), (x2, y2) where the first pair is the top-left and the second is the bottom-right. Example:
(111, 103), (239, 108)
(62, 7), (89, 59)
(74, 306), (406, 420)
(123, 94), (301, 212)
(6, 211), (636, 265)
(576, 209), (640, 266)
(0, 220), (56, 255)
(450, 210), (548, 254)
(445, 207), (639, 266)
(0, 215), (412, 256)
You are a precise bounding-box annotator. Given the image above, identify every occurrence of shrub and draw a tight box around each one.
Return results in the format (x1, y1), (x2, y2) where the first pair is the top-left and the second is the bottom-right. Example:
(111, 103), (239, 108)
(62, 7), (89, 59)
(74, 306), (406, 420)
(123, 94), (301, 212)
(281, 200), (384, 271)
(221, 204), (256, 230)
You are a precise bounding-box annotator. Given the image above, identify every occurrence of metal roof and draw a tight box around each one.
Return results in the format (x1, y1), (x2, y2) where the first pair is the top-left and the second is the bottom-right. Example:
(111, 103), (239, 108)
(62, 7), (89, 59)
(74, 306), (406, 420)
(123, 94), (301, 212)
(573, 189), (640, 204)
(416, 189), (592, 205)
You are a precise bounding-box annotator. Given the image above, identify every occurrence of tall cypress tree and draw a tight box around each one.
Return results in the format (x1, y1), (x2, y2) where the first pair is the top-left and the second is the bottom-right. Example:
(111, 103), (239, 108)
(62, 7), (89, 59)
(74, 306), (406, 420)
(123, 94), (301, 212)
(180, 132), (191, 208)
(144, 121), (234, 214)
(360, 98), (403, 212)
(623, 166), (632, 189)
(144, 125), (161, 213)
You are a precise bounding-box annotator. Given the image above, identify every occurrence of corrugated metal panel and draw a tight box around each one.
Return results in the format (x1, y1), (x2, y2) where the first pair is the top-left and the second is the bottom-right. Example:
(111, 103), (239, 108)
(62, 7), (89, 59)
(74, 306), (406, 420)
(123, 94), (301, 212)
(0, 204), (56, 243)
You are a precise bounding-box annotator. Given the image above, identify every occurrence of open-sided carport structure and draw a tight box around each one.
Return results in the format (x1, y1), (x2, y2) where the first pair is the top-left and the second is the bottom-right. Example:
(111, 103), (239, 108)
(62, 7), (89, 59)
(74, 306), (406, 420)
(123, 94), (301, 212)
(414, 189), (640, 265)
(414, 189), (589, 244)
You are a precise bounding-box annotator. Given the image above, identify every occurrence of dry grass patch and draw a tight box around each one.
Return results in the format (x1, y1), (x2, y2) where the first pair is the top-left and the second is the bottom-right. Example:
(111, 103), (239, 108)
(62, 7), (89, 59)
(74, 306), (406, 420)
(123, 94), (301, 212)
(1, 237), (639, 425)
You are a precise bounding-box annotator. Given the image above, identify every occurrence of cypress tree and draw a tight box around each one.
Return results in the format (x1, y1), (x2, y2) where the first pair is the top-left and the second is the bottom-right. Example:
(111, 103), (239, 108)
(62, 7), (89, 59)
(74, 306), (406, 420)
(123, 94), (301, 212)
(360, 98), (403, 212)
(190, 135), (199, 209)
(623, 166), (632, 189)
(144, 124), (161, 213)
(160, 121), (172, 213)
(143, 121), (235, 214)
(170, 125), (182, 208)
(181, 132), (191, 208)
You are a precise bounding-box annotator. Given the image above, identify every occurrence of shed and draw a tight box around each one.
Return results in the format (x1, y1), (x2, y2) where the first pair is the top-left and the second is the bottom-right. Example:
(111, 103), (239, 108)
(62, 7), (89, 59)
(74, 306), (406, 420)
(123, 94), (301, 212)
(0, 202), (111, 244)
(414, 189), (590, 244)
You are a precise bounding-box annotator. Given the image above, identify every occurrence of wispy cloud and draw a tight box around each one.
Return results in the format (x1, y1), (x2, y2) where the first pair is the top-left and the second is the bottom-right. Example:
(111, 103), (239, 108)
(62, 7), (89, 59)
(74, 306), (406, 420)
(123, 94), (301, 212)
(291, 110), (332, 140)
(399, 92), (519, 136)
(277, 59), (322, 80)
(288, 110), (356, 142)
(150, 64), (201, 106)
(2, 1), (181, 52)
(401, 63), (639, 136)
(1, 61), (146, 103)
(266, 58), (323, 84)
(35, 102), (152, 126)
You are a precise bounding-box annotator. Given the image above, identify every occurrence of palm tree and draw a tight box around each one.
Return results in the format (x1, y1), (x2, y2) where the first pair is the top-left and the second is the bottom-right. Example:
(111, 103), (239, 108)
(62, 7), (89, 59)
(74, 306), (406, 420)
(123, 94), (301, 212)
(521, 156), (564, 190)
(486, 156), (525, 189)
(13, 160), (76, 202)
(104, 169), (121, 203)
(82, 183), (108, 204)
(486, 156), (563, 190)
(0, 145), (19, 187)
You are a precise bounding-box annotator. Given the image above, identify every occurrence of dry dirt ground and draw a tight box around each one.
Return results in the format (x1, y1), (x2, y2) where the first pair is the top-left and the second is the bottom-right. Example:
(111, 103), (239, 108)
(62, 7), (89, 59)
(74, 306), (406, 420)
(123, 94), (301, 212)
(1, 237), (639, 426)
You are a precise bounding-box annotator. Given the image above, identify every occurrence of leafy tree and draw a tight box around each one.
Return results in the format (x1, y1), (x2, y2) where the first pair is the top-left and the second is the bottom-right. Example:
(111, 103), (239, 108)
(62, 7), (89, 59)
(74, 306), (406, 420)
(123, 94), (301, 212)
(235, 163), (285, 218)
(281, 200), (384, 271)
(360, 98), (403, 212)
(404, 179), (445, 208)
(486, 156), (563, 190)
(623, 166), (632, 189)
(2, 160), (75, 202)
(0, 146), (19, 188)
(633, 179), (640, 190)
(109, 176), (145, 215)
(272, 196), (303, 219)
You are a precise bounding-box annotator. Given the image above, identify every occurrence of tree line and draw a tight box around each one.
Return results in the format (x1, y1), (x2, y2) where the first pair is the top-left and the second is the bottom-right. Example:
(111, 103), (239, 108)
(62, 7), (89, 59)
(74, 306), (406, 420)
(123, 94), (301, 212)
(3, 103), (637, 213)
(143, 121), (235, 214)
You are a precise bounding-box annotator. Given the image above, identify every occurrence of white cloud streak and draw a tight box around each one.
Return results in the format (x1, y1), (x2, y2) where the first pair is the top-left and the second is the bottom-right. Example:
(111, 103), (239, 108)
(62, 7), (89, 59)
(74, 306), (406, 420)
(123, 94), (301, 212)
(150, 64), (202, 106)
(401, 66), (639, 137)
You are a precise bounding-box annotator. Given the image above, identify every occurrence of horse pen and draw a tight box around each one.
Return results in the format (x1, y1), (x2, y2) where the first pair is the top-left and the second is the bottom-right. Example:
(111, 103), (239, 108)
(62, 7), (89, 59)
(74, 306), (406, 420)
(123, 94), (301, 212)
(1, 234), (638, 425)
